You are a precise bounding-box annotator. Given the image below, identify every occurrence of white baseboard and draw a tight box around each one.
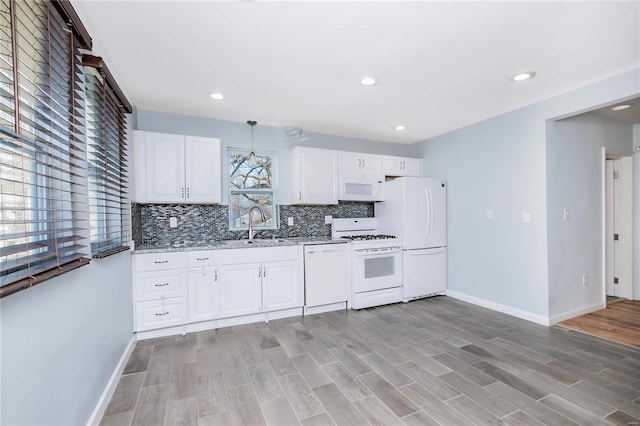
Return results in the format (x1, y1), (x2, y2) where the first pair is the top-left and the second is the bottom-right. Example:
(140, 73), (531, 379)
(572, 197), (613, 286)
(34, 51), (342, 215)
(548, 302), (605, 325)
(304, 302), (348, 316)
(445, 290), (550, 326)
(86, 336), (137, 426)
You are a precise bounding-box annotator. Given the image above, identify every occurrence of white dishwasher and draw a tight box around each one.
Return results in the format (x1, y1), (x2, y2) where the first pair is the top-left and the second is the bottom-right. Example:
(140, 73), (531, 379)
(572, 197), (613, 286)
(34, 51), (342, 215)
(304, 242), (351, 311)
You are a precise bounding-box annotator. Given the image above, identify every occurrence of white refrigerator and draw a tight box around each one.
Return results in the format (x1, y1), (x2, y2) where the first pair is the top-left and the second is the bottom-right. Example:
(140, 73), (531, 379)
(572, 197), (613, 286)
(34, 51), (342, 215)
(375, 177), (447, 300)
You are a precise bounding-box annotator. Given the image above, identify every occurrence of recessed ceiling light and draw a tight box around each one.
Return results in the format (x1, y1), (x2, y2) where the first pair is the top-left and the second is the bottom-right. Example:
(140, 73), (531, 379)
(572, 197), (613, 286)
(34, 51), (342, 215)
(611, 104), (631, 111)
(395, 125), (406, 131)
(360, 76), (378, 86)
(210, 93), (224, 100)
(512, 72), (536, 82)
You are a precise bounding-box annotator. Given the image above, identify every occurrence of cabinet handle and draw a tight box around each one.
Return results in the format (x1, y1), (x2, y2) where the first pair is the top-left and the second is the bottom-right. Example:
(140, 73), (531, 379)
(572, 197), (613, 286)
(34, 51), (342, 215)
(258, 268), (262, 278)
(401, 161), (405, 170)
(362, 159), (365, 168)
(154, 283), (169, 287)
(155, 311), (170, 316)
(299, 191), (302, 201)
(214, 270), (218, 281)
(181, 187), (185, 198)
(263, 266), (266, 277)
(186, 187), (190, 198)
(154, 260), (168, 264)
(196, 257), (209, 261)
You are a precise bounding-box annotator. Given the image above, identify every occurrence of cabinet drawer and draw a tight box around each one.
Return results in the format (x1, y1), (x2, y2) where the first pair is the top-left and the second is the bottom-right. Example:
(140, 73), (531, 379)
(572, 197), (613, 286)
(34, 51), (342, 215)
(135, 297), (187, 332)
(186, 250), (218, 267)
(135, 270), (186, 301)
(134, 252), (186, 272)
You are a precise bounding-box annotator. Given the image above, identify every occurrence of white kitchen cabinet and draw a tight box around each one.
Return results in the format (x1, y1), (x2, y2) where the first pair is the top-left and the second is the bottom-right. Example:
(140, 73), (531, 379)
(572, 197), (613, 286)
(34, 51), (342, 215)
(218, 263), (263, 318)
(338, 151), (383, 175)
(263, 260), (300, 311)
(133, 130), (221, 204)
(382, 155), (423, 177)
(133, 252), (188, 332)
(187, 267), (219, 323)
(290, 146), (338, 205)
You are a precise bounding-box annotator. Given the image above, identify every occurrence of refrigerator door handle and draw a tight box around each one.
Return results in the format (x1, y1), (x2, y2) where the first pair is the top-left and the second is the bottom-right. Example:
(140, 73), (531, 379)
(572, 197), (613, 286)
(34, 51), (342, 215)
(426, 187), (434, 242)
(405, 247), (446, 255)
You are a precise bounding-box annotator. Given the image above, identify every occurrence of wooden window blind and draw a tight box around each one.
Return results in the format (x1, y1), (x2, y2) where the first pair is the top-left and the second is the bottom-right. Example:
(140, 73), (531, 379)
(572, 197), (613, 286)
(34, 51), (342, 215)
(0, 0), (94, 297)
(84, 57), (130, 258)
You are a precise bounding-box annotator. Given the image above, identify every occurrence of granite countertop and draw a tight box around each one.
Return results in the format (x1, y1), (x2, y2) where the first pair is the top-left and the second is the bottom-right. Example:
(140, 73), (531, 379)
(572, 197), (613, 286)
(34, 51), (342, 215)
(133, 236), (347, 254)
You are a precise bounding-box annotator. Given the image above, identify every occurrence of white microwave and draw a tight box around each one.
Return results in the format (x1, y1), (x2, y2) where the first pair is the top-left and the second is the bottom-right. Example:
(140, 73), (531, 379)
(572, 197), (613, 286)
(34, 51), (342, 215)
(338, 173), (385, 201)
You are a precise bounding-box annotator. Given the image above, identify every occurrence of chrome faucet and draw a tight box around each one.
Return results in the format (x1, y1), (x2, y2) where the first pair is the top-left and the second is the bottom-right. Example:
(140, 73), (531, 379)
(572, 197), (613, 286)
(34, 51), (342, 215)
(247, 206), (266, 240)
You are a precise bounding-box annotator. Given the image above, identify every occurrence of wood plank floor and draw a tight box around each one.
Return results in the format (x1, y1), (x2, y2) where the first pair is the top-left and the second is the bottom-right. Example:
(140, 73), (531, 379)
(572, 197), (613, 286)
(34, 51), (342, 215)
(559, 300), (640, 348)
(101, 296), (640, 426)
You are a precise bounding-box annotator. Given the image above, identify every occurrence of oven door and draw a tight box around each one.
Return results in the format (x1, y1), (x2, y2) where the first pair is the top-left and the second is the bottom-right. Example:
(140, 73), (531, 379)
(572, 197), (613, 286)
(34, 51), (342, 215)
(352, 248), (402, 293)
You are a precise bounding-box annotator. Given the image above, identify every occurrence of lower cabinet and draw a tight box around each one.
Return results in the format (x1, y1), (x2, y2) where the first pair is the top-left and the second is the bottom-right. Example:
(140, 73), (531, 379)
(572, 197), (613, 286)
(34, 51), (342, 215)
(135, 247), (303, 334)
(219, 263), (263, 317)
(263, 260), (300, 311)
(187, 267), (219, 323)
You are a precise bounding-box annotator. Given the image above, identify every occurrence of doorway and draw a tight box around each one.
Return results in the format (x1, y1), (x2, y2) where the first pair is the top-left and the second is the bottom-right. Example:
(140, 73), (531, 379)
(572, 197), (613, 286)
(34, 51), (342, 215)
(604, 156), (634, 302)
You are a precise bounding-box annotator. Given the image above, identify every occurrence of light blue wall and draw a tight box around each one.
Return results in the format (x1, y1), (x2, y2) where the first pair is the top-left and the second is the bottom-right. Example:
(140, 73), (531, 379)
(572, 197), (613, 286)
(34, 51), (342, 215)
(0, 253), (133, 425)
(546, 115), (633, 319)
(408, 68), (640, 320)
(135, 109), (414, 204)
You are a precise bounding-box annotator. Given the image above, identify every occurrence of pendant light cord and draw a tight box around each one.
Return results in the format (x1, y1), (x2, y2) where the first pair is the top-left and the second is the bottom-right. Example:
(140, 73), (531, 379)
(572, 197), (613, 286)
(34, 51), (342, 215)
(247, 120), (257, 157)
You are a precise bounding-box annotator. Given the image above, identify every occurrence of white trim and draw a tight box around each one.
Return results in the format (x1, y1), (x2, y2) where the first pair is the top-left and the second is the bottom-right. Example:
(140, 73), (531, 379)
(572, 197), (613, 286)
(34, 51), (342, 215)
(304, 302), (348, 316)
(548, 302), (605, 325)
(86, 336), (137, 426)
(445, 290), (550, 326)
(602, 147), (607, 305)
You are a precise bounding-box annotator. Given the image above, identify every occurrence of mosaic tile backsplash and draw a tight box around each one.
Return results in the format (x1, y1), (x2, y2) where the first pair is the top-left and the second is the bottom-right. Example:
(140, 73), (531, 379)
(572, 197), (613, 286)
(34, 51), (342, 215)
(132, 202), (373, 248)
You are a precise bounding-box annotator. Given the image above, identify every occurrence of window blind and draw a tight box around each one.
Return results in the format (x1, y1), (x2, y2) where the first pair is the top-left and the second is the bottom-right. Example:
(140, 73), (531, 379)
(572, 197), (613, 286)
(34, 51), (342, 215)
(0, 0), (92, 297)
(84, 59), (130, 257)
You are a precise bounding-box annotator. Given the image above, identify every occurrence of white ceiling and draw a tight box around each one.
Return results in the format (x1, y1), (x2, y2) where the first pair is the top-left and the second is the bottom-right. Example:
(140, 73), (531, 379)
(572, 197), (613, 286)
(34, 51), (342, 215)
(71, 1), (639, 144)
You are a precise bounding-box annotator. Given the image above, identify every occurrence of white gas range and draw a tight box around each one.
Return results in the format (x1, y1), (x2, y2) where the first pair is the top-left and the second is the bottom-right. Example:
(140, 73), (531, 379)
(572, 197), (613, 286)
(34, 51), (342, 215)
(332, 218), (404, 309)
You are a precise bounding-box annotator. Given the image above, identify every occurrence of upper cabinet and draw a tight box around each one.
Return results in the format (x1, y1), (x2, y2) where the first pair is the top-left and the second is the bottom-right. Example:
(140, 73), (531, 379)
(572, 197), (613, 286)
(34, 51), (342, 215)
(382, 155), (423, 177)
(337, 151), (383, 175)
(133, 131), (221, 203)
(290, 146), (338, 205)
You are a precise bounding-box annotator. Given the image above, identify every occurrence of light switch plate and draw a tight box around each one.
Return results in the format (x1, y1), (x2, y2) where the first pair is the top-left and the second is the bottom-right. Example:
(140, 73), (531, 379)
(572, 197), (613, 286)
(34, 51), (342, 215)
(169, 217), (178, 228)
(325, 215), (333, 224)
(522, 212), (531, 223)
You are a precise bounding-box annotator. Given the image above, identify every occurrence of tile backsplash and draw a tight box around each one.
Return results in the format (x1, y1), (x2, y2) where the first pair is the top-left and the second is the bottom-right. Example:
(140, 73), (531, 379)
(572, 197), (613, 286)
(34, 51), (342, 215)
(132, 202), (373, 247)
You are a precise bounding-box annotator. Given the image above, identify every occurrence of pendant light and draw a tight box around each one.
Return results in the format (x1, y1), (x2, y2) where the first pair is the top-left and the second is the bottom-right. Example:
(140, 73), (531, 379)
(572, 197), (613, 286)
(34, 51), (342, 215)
(247, 120), (257, 165)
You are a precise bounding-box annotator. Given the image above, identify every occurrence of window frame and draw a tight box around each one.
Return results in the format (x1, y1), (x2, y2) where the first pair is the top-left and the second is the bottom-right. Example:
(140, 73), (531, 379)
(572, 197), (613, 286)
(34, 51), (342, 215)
(227, 148), (279, 232)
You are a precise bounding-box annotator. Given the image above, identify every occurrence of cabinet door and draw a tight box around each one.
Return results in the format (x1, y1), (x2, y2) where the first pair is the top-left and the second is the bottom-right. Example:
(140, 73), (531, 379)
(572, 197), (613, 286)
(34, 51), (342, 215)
(263, 260), (300, 311)
(145, 132), (185, 202)
(401, 157), (423, 177)
(187, 267), (218, 323)
(338, 151), (382, 174)
(382, 155), (423, 177)
(219, 264), (262, 318)
(185, 136), (221, 203)
(291, 147), (338, 205)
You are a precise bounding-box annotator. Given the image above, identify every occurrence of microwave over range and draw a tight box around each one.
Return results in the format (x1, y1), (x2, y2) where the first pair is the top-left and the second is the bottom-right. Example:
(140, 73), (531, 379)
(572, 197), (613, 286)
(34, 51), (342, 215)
(338, 172), (385, 202)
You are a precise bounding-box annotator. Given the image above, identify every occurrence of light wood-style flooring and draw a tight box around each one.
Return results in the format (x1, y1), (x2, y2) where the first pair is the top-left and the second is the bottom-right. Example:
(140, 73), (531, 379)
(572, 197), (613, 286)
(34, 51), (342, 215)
(560, 299), (640, 348)
(101, 296), (640, 426)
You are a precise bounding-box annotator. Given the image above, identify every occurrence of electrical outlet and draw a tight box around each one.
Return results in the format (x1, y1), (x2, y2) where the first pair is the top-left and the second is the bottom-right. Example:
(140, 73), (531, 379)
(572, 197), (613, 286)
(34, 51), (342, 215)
(487, 209), (494, 220)
(169, 217), (178, 228)
(522, 212), (531, 223)
(287, 217), (294, 226)
(582, 274), (588, 286)
(563, 208), (569, 220)
(325, 215), (333, 224)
